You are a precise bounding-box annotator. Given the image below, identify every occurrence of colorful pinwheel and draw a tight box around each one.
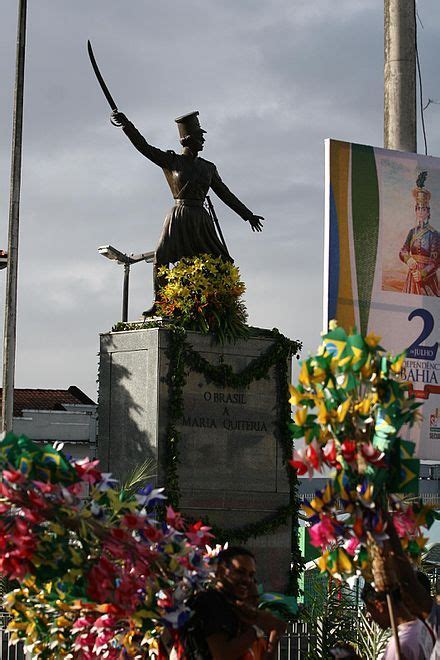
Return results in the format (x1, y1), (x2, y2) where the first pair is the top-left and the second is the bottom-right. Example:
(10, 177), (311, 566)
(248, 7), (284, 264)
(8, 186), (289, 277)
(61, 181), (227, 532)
(289, 322), (437, 584)
(0, 433), (214, 658)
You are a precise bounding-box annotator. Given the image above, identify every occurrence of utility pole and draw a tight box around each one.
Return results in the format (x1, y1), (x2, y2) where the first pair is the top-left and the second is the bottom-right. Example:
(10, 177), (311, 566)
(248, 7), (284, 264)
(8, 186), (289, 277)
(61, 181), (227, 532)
(384, 0), (416, 152)
(2, 0), (28, 433)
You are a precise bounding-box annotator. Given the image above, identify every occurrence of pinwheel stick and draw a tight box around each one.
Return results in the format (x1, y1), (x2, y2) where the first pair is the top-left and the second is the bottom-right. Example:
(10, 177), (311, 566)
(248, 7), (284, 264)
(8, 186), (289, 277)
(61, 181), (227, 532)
(367, 532), (401, 659)
(386, 593), (402, 660)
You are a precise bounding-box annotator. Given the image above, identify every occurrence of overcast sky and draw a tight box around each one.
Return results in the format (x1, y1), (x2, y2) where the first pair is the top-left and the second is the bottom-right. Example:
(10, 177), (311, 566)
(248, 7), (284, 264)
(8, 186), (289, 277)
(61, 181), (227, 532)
(1, 0), (440, 400)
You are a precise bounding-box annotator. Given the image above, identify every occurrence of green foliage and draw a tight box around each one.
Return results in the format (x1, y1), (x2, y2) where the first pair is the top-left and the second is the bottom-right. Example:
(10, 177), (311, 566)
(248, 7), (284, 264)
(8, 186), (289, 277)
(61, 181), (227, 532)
(355, 609), (390, 660)
(156, 255), (249, 343)
(120, 457), (157, 499)
(300, 574), (390, 659)
(416, 170), (428, 189)
(301, 577), (358, 658)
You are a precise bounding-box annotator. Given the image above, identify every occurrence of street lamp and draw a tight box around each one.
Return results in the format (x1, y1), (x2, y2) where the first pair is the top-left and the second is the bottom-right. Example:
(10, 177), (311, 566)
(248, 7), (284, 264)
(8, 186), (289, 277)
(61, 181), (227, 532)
(0, 251), (7, 271)
(98, 245), (154, 322)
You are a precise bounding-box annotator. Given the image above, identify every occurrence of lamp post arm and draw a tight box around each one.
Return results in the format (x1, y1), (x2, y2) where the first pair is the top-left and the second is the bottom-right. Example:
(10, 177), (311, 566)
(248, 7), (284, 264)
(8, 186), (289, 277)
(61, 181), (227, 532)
(128, 250), (155, 264)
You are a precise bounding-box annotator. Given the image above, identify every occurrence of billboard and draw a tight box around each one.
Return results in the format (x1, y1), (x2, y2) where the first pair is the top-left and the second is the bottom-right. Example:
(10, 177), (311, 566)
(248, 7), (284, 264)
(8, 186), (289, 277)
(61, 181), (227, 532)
(324, 139), (440, 460)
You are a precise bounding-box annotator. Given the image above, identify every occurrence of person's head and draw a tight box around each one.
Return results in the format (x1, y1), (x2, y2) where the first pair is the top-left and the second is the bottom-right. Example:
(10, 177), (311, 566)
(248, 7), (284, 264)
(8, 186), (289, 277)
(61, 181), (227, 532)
(416, 571), (432, 596)
(329, 643), (360, 659)
(175, 111), (206, 155)
(216, 546), (256, 601)
(246, 579), (260, 608)
(180, 131), (205, 154)
(415, 203), (430, 225)
(361, 583), (390, 629)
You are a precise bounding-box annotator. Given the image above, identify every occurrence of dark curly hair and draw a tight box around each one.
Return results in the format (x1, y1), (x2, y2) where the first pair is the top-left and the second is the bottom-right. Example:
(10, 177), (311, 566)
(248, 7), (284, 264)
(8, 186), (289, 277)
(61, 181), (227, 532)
(217, 546), (255, 567)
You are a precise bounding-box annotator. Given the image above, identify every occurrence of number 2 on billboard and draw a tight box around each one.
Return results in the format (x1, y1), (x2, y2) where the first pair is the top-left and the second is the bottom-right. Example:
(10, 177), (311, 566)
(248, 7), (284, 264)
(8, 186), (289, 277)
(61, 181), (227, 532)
(407, 309), (438, 360)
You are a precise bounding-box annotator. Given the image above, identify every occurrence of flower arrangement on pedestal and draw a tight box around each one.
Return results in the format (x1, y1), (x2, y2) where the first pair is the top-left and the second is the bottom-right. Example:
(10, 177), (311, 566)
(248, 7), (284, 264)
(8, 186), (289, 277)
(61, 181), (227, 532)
(155, 254), (248, 342)
(0, 434), (214, 659)
(289, 322), (437, 590)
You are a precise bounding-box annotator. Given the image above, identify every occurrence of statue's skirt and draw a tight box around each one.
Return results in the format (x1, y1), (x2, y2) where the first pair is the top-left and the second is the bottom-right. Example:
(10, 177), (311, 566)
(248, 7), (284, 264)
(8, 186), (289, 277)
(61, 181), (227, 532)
(155, 198), (232, 265)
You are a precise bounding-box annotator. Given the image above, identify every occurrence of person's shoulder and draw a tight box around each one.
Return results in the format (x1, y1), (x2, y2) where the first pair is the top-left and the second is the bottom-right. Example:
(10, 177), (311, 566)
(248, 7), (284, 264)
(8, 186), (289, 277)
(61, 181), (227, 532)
(401, 227), (415, 242)
(189, 588), (237, 631)
(191, 588), (228, 608)
(427, 602), (440, 633)
(161, 148), (178, 161)
(192, 588), (220, 601)
(198, 157), (216, 170)
(398, 619), (432, 658)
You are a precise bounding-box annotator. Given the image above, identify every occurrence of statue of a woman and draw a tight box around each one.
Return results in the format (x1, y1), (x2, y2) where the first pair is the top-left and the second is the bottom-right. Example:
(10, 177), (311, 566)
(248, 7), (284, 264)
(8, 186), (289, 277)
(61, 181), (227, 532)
(111, 110), (264, 314)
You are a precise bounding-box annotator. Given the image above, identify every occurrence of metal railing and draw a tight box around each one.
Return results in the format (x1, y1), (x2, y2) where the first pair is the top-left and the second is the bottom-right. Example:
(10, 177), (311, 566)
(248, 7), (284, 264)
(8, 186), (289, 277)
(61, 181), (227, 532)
(300, 491), (440, 507)
(0, 612), (25, 660)
(0, 616), (314, 660)
(277, 620), (316, 660)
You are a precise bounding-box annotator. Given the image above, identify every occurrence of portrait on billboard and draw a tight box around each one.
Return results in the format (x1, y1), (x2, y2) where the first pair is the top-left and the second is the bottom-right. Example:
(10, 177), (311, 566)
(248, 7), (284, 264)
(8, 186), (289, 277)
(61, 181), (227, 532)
(381, 167), (440, 296)
(325, 139), (440, 459)
(399, 172), (439, 296)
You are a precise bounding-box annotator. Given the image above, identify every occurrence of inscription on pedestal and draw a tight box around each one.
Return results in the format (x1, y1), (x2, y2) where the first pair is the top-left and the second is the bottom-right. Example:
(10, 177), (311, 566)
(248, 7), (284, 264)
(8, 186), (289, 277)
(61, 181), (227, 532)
(176, 368), (278, 492)
(182, 390), (268, 432)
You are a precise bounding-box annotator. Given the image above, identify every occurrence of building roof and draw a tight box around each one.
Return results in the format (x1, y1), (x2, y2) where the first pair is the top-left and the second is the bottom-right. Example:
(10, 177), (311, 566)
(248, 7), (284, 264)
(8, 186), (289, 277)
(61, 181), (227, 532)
(0, 386), (96, 417)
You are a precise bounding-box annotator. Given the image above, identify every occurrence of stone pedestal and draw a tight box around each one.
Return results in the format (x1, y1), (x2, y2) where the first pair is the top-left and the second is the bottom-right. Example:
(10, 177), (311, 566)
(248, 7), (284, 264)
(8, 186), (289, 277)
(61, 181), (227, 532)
(98, 327), (293, 591)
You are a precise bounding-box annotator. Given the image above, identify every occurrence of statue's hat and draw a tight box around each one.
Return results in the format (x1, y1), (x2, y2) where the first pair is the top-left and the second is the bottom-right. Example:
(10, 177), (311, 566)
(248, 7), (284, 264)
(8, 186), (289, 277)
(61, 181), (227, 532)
(175, 111), (206, 139)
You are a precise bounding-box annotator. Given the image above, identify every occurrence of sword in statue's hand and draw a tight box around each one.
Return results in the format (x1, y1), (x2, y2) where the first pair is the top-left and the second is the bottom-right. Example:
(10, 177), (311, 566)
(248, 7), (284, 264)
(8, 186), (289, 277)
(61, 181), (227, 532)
(87, 40), (126, 126)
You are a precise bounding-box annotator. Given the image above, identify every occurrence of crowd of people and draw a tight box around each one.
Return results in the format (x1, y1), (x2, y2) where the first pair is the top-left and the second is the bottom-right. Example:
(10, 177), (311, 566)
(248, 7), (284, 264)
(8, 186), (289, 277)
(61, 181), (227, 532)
(163, 542), (440, 660)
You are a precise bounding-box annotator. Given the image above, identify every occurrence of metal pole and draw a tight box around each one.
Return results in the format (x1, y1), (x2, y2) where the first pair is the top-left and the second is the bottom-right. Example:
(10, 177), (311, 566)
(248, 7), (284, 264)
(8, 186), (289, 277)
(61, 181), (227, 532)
(384, 0), (416, 152)
(2, 0), (27, 433)
(122, 263), (130, 322)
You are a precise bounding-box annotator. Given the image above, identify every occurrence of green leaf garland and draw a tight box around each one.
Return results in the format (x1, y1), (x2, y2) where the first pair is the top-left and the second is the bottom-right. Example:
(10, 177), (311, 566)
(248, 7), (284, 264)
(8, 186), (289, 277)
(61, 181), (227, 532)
(164, 326), (303, 595)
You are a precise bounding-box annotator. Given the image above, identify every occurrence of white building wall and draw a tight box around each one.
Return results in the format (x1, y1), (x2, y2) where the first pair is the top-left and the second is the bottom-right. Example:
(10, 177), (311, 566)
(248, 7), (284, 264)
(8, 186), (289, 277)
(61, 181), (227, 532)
(12, 407), (97, 460)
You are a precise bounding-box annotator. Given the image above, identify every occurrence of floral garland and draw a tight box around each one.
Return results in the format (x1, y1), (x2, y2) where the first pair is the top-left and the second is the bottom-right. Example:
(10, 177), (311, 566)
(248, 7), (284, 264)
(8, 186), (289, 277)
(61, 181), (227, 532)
(164, 326), (303, 595)
(156, 255), (249, 343)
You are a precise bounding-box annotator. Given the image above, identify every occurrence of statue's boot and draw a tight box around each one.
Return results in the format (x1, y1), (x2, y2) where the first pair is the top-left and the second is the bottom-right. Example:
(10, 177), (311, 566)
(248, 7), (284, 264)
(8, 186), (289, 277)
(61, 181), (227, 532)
(142, 302), (158, 318)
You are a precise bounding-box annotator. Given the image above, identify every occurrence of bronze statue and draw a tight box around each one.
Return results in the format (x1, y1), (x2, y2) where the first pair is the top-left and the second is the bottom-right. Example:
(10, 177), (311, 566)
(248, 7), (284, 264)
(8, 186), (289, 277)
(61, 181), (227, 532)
(111, 110), (264, 314)
(87, 41), (263, 315)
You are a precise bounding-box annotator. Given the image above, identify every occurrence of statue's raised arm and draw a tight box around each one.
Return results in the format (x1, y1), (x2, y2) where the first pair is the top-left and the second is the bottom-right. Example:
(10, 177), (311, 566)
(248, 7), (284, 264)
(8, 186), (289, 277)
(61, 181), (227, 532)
(111, 111), (176, 170)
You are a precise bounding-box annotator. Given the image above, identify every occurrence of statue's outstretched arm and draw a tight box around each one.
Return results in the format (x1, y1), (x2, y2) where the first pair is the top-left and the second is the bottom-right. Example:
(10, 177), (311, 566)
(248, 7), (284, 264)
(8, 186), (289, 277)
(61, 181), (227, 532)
(111, 111), (174, 169)
(210, 167), (264, 232)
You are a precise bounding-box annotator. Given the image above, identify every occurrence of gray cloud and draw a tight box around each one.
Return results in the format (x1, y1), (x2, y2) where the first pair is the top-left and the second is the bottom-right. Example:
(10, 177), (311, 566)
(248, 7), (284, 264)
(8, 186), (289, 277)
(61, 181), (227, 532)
(0, 0), (439, 397)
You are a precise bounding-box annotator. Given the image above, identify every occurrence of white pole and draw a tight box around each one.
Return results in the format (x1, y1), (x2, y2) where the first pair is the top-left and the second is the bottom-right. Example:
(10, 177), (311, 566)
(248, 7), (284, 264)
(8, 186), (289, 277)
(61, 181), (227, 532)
(384, 0), (416, 152)
(2, 0), (28, 433)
